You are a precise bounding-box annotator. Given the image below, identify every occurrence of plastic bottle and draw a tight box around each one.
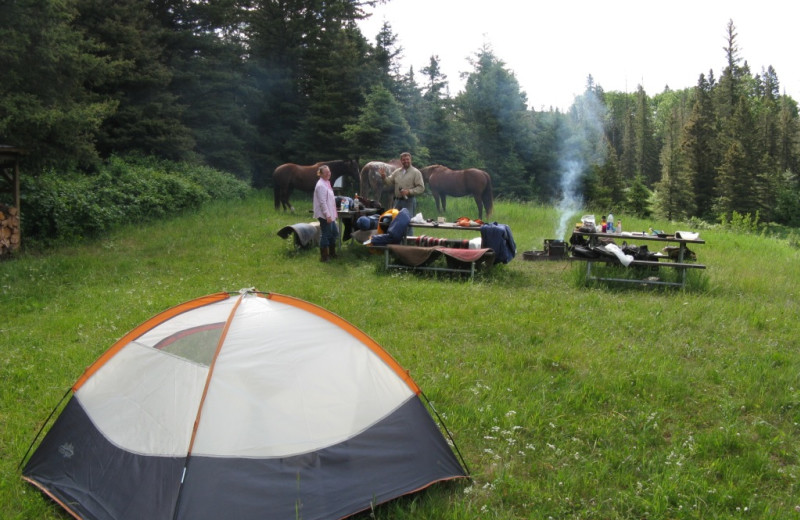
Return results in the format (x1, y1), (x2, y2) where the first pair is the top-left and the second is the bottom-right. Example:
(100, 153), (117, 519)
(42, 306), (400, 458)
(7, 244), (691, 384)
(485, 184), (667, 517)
(353, 193), (359, 212)
(607, 213), (615, 233)
(617, 220), (622, 234)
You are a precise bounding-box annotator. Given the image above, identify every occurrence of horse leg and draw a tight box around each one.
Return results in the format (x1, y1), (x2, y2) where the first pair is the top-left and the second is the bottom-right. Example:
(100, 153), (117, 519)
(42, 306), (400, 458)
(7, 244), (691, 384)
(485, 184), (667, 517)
(474, 196), (483, 220)
(281, 190), (288, 211)
(440, 194), (447, 214)
(287, 187), (296, 213)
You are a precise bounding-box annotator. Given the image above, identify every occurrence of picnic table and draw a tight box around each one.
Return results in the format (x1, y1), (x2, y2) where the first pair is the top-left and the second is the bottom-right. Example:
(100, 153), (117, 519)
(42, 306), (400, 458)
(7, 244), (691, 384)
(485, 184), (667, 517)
(572, 231), (706, 288)
(372, 221), (491, 278)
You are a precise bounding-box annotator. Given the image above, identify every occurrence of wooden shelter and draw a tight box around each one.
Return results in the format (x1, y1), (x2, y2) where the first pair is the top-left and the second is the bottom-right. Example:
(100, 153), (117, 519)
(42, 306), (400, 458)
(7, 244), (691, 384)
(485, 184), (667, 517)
(0, 145), (26, 256)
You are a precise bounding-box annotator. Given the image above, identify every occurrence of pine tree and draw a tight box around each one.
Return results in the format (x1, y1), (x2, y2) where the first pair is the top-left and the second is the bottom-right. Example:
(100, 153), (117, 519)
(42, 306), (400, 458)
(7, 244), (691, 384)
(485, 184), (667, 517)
(419, 56), (461, 166)
(372, 21), (403, 90)
(458, 46), (532, 198)
(655, 105), (694, 220)
(682, 73), (718, 219)
(76, 0), (196, 161)
(166, 0), (258, 178)
(342, 85), (417, 159)
(293, 24), (373, 158)
(776, 96), (800, 174)
(0, 0), (117, 169)
(714, 139), (746, 218)
(247, 0), (370, 168)
(634, 85), (659, 185)
(620, 107), (637, 181)
(626, 174), (652, 217)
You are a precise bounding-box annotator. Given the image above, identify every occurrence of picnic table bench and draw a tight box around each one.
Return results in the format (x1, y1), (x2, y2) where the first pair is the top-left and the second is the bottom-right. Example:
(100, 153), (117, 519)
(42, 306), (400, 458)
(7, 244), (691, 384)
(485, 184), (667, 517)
(572, 231), (706, 288)
(371, 221), (490, 278)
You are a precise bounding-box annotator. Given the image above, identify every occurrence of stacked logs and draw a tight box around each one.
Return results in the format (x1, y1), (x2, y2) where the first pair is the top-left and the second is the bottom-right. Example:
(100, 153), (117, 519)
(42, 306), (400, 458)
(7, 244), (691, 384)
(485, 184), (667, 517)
(0, 203), (20, 256)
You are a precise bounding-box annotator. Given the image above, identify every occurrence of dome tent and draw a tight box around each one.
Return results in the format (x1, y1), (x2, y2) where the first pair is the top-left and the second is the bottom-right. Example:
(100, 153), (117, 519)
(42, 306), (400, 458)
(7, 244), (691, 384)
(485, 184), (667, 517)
(22, 289), (467, 519)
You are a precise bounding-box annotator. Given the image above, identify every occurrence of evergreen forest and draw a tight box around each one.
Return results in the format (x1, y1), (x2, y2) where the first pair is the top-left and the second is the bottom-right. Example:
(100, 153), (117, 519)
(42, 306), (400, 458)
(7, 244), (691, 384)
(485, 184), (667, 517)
(3, 0), (800, 232)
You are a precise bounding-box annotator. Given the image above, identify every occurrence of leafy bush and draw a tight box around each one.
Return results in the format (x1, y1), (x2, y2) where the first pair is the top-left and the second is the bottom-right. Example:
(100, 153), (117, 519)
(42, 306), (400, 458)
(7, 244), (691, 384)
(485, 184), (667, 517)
(20, 156), (250, 246)
(718, 210), (765, 235)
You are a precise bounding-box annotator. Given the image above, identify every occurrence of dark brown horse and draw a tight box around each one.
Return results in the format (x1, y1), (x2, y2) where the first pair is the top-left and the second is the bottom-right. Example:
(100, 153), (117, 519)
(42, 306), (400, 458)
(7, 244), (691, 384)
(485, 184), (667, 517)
(359, 159), (401, 210)
(420, 165), (494, 219)
(273, 159), (360, 211)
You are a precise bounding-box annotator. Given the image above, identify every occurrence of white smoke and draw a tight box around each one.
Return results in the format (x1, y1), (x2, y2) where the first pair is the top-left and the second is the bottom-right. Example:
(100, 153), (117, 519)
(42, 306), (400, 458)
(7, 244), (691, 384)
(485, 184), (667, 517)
(553, 88), (607, 239)
(554, 159), (583, 239)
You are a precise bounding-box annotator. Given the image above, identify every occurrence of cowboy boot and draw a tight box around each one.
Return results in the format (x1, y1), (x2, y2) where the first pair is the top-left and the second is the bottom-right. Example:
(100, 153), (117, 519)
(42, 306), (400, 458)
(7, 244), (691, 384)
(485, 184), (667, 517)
(320, 247), (329, 262)
(329, 243), (337, 259)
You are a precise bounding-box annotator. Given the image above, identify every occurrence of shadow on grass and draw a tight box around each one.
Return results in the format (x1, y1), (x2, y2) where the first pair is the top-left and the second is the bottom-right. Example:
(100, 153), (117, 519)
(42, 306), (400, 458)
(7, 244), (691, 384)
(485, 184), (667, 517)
(571, 262), (710, 293)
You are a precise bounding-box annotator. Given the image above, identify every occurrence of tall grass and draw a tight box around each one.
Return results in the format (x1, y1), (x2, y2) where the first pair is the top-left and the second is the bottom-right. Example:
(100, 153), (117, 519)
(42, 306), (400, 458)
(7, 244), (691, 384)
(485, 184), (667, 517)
(2, 190), (800, 519)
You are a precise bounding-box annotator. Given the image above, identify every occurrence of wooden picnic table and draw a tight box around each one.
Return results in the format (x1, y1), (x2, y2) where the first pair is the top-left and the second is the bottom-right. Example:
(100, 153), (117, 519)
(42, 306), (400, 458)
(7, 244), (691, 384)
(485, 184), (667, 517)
(371, 220), (488, 278)
(572, 231), (706, 288)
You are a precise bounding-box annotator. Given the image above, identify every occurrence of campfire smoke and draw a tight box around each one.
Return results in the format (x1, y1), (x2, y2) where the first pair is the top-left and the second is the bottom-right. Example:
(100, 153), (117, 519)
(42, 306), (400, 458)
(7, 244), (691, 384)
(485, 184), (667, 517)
(552, 88), (607, 241)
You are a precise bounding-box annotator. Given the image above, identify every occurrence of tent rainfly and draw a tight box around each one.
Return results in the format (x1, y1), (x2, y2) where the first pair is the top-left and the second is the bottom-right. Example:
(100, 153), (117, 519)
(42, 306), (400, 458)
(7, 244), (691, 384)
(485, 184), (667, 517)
(22, 289), (468, 520)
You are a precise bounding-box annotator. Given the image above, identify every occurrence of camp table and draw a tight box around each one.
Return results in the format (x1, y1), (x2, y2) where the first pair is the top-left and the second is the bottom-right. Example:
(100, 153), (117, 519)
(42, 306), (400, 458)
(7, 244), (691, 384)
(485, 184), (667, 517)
(572, 231), (706, 288)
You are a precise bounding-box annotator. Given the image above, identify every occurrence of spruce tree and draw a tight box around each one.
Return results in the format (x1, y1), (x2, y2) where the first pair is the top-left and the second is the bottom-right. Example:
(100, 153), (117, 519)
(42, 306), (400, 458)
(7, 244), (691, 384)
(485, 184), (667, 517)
(458, 46), (532, 198)
(76, 0), (195, 161)
(342, 85), (417, 159)
(634, 85), (659, 185)
(655, 105), (694, 220)
(682, 74), (718, 220)
(0, 0), (116, 169)
(419, 56), (461, 167)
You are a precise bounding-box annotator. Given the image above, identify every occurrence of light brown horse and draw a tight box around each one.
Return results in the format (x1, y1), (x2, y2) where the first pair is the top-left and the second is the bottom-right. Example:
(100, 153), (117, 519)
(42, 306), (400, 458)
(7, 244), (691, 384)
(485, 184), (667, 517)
(359, 159), (401, 210)
(420, 165), (494, 219)
(273, 159), (360, 212)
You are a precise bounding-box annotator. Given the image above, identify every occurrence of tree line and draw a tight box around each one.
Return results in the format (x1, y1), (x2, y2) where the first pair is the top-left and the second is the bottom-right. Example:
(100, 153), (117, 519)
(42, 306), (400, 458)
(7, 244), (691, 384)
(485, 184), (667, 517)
(2, 1), (799, 226)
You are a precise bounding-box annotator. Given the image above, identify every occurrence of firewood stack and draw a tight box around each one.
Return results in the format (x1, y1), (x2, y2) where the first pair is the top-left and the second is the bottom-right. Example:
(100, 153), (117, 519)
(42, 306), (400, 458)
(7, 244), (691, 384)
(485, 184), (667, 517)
(0, 203), (20, 256)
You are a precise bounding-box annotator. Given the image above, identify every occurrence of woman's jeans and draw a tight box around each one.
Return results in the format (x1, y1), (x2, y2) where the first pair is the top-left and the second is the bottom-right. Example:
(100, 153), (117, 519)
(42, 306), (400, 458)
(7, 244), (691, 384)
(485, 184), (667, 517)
(318, 218), (338, 247)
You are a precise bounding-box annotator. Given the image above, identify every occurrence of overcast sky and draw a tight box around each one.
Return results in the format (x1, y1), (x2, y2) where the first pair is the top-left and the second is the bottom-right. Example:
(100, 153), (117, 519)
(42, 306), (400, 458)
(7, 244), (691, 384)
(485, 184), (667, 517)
(356, 0), (798, 111)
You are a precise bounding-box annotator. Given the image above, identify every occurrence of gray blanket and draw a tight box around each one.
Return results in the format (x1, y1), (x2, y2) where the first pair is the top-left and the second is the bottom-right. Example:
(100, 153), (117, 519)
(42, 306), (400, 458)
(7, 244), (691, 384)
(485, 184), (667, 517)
(277, 222), (320, 248)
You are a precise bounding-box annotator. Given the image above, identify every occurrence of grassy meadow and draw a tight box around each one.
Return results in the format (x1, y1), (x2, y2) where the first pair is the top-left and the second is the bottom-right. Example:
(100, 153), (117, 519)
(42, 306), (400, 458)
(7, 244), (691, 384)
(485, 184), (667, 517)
(2, 189), (800, 519)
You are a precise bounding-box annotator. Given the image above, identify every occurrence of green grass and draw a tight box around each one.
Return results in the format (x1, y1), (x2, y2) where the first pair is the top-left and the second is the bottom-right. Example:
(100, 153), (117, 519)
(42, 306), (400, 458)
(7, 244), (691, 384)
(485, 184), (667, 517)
(3, 190), (800, 519)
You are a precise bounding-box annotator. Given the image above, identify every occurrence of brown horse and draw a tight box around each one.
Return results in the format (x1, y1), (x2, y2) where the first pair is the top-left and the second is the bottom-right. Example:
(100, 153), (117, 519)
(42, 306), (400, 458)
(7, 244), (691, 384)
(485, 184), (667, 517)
(273, 159), (360, 212)
(359, 160), (401, 210)
(420, 165), (494, 219)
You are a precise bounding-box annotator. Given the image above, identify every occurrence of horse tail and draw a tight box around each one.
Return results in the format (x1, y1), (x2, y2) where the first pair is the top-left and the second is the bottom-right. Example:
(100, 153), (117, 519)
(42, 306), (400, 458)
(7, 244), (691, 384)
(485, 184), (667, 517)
(273, 165), (289, 210)
(483, 173), (494, 217)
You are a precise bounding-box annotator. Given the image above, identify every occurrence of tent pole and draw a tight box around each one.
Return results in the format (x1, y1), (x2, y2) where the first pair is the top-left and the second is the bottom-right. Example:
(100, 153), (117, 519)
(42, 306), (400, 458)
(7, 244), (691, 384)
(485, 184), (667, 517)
(17, 388), (72, 471)
(419, 390), (471, 477)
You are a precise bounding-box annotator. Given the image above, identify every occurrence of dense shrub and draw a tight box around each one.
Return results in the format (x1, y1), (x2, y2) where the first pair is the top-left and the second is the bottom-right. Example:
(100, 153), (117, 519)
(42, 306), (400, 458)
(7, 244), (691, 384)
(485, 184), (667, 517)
(20, 156), (250, 246)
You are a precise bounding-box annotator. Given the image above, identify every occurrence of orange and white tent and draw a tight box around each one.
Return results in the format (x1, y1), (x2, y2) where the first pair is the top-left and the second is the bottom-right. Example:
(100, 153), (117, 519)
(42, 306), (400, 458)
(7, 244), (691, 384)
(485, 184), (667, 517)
(22, 289), (467, 520)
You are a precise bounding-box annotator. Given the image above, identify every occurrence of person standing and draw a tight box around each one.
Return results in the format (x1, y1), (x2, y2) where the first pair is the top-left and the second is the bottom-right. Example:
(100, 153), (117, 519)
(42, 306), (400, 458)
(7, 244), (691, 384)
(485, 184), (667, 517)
(313, 164), (338, 261)
(381, 152), (425, 214)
